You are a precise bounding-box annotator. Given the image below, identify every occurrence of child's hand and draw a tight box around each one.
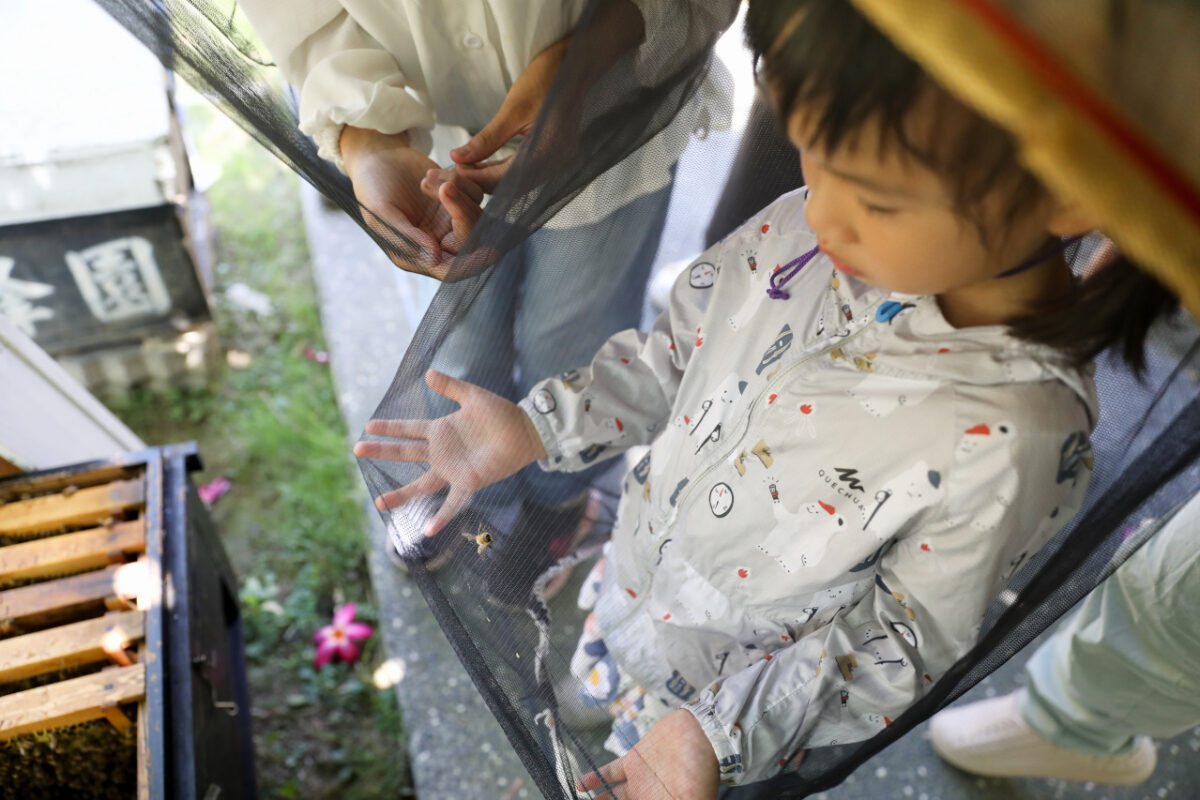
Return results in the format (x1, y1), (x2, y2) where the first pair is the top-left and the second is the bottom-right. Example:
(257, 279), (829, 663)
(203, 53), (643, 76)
(577, 709), (719, 799)
(353, 369), (547, 536)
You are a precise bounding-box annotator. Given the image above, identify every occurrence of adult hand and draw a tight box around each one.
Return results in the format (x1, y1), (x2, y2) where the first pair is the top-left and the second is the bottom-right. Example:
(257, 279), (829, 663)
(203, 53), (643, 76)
(577, 710), (720, 799)
(340, 125), (458, 279)
(421, 34), (571, 207)
(433, 178), (485, 256)
(352, 370), (547, 536)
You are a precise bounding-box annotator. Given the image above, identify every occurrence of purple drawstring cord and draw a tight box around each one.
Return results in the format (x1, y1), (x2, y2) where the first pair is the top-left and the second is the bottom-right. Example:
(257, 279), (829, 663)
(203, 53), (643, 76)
(995, 235), (1085, 279)
(766, 245), (822, 300)
(766, 235), (1081, 300)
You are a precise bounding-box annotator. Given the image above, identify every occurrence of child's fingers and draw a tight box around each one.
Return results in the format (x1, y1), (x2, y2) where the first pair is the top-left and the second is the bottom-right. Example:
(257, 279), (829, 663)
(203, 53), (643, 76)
(424, 368), (478, 405)
(374, 471), (446, 512)
(580, 782), (628, 799)
(577, 761), (627, 797)
(362, 417), (429, 440)
(352, 438), (430, 463)
(423, 484), (473, 538)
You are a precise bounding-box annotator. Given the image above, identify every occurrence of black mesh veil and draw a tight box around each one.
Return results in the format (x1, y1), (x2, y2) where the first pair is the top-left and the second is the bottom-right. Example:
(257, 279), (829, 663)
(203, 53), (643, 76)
(92, 1), (1200, 797)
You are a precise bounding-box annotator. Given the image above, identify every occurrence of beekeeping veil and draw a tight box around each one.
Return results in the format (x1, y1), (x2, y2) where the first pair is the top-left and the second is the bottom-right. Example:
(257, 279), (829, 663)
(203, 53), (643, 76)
(93, 0), (1200, 797)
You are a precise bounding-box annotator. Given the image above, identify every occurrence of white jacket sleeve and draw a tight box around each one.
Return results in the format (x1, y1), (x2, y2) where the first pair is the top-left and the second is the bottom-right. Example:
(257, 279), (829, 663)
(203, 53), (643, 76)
(237, 0), (435, 168)
(518, 249), (725, 472)
(683, 396), (1080, 785)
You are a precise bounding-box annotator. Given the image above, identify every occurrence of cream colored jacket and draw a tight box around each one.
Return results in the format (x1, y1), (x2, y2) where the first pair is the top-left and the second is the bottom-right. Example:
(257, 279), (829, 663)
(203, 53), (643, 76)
(520, 188), (1098, 784)
(237, 0), (735, 227)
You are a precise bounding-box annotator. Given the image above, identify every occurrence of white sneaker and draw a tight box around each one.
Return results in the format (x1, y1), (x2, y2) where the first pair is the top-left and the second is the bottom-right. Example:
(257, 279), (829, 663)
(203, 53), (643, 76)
(928, 690), (1157, 785)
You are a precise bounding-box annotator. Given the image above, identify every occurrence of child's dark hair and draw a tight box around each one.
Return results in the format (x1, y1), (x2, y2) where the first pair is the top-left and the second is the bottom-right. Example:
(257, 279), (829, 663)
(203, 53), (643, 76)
(1008, 251), (1178, 372)
(745, 0), (1178, 371)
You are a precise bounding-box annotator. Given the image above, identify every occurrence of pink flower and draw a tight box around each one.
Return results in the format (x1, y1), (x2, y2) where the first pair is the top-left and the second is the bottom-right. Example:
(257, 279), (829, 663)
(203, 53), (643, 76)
(313, 603), (373, 668)
(303, 347), (330, 364)
(197, 478), (232, 505)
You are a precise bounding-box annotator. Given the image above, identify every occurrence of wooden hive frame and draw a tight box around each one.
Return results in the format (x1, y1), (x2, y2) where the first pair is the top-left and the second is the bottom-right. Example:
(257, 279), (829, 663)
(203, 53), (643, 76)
(0, 451), (166, 799)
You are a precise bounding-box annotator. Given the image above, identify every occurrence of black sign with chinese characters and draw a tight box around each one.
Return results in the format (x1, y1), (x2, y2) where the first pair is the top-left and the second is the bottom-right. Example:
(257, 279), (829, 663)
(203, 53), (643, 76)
(0, 204), (210, 354)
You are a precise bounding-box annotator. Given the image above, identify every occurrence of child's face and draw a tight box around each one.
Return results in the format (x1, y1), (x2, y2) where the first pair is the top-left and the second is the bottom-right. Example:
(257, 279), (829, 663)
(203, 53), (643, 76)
(786, 102), (1058, 298)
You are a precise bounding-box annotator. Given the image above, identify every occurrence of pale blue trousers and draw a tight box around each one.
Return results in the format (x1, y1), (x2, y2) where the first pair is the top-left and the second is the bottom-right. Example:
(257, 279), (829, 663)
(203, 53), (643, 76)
(1020, 490), (1200, 755)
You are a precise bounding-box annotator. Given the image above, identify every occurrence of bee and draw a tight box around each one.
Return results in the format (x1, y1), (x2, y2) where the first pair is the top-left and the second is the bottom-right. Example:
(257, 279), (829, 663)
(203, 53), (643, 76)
(463, 524), (493, 557)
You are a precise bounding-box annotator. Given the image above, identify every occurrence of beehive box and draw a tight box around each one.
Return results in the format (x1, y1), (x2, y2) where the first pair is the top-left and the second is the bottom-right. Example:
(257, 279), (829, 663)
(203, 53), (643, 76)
(0, 454), (165, 798)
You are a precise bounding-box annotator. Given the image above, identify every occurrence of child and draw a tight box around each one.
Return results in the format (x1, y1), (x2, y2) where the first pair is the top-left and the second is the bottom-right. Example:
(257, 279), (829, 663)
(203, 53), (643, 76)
(355, 0), (1168, 793)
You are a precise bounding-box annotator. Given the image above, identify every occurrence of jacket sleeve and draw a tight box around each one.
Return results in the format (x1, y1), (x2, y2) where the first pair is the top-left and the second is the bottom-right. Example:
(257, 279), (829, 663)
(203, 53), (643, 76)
(518, 248), (727, 473)
(237, 0), (436, 168)
(683, 394), (1092, 785)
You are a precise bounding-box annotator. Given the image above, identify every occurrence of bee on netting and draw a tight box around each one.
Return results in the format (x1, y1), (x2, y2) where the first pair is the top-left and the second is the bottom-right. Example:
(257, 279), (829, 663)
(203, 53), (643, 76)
(463, 524), (494, 557)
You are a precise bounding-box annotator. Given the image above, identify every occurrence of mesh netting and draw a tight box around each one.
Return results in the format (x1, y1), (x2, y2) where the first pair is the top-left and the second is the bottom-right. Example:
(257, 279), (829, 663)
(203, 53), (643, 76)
(91, 1), (1200, 797)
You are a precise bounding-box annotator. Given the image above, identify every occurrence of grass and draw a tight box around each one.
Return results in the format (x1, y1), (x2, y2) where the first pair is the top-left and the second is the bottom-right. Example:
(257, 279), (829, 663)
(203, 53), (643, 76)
(107, 92), (411, 798)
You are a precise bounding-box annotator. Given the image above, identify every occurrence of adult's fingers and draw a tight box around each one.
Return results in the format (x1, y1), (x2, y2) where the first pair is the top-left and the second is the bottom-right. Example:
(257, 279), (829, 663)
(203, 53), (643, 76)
(422, 167), (486, 203)
(450, 111), (525, 166)
(374, 471), (447, 512)
(422, 484), (473, 538)
(453, 156), (514, 194)
(449, 33), (566, 168)
(352, 439), (430, 464)
(439, 242), (505, 283)
(360, 203), (438, 258)
(439, 182), (484, 253)
(359, 204), (452, 279)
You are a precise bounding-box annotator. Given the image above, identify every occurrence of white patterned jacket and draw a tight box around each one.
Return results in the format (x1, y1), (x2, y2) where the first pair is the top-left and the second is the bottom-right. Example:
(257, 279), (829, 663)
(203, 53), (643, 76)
(519, 188), (1098, 784)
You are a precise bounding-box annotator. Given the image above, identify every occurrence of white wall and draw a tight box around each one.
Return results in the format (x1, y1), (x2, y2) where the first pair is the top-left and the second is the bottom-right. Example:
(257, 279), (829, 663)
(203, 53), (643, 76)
(0, 0), (175, 225)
